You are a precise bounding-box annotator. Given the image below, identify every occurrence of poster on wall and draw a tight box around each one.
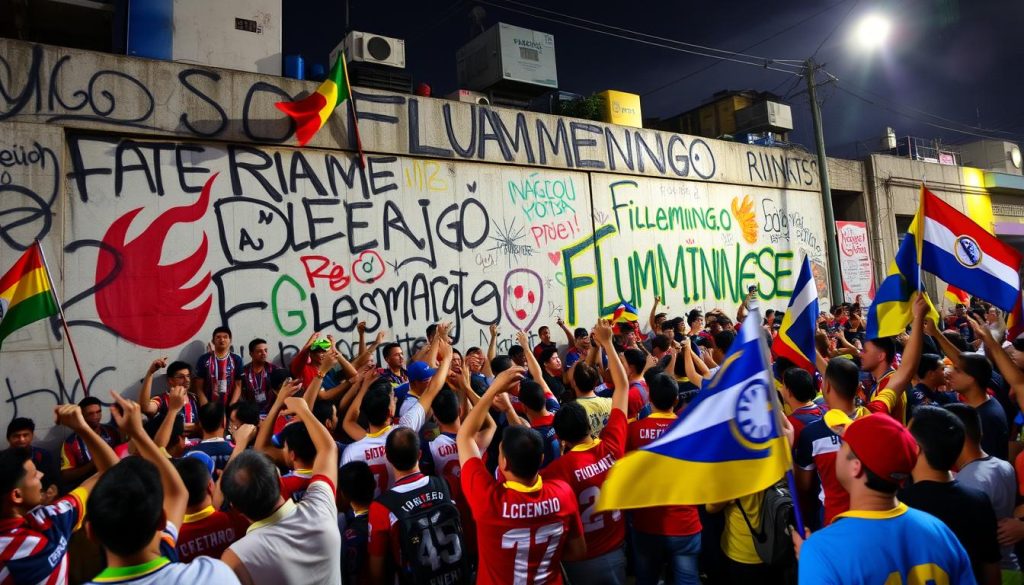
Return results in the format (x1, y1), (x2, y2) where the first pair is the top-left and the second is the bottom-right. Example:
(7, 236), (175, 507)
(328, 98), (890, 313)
(836, 221), (875, 307)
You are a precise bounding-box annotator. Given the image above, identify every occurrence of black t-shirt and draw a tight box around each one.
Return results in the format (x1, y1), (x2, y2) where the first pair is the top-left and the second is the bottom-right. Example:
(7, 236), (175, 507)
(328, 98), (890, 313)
(977, 397), (1009, 461)
(543, 371), (569, 404)
(899, 479), (1001, 581)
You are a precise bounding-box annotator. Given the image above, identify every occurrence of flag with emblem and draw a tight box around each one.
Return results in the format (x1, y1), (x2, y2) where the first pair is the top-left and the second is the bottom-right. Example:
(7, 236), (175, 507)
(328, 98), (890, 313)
(596, 307), (790, 509)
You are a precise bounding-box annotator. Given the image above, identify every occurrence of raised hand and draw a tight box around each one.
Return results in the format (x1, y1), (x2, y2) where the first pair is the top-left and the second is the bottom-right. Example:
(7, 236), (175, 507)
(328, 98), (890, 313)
(594, 319), (613, 345)
(493, 366), (527, 390)
(110, 391), (145, 437)
(489, 323), (498, 337)
(375, 329), (387, 345)
(233, 423), (257, 447)
(515, 330), (529, 347)
(148, 357), (168, 375)
(167, 386), (188, 411)
(54, 404), (88, 433)
(357, 321), (367, 334)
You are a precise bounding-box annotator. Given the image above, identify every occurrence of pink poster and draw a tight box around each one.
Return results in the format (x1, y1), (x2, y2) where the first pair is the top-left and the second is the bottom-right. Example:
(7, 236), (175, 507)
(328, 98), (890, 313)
(836, 221), (875, 306)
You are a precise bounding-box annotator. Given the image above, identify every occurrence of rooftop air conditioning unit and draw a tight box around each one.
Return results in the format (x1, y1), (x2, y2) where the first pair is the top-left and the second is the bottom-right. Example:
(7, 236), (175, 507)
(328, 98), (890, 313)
(332, 31), (406, 69)
(447, 89), (490, 105)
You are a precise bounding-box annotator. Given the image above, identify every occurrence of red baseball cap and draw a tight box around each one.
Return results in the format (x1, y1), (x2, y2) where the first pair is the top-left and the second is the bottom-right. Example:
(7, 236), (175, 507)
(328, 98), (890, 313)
(824, 411), (919, 485)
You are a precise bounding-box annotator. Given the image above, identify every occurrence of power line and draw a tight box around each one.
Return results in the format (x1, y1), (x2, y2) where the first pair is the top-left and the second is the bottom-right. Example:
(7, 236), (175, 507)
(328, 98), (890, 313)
(809, 0), (860, 60)
(475, 0), (805, 76)
(833, 83), (1024, 142)
(643, 0), (854, 98)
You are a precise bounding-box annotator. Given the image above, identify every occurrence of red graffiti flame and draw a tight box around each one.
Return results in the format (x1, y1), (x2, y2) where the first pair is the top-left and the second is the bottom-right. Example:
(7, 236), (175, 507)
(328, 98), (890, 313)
(96, 174), (215, 348)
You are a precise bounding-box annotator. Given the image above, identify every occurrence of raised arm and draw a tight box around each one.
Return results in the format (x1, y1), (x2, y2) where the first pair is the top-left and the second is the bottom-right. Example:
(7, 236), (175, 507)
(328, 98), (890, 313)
(111, 391), (187, 529)
(357, 321), (367, 355)
(648, 295), (662, 334)
(594, 319), (629, 415)
(682, 339), (708, 389)
(284, 397), (338, 485)
(969, 316), (1024, 414)
(342, 373), (375, 441)
(516, 330), (551, 394)
(886, 294), (929, 397)
(213, 422), (256, 509)
(138, 357), (167, 417)
(418, 340), (454, 410)
(457, 367), (525, 466)
(153, 386), (186, 451)
(54, 405), (119, 475)
(352, 330), (386, 370)
(483, 323), (498, 378)
(556, 316), (574, 347)
(924, 315), (965, 370)
(254, 378), (302, 466)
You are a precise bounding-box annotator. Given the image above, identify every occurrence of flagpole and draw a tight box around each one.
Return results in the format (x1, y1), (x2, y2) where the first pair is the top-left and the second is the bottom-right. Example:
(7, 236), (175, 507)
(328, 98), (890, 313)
(752, 305), (807, 538)
(35, 240), (89, 397)
(341, 51), (368, 169)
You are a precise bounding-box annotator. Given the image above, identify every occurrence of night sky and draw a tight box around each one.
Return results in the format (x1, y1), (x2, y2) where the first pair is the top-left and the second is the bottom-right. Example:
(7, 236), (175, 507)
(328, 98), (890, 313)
(283, 0), (1024, 157)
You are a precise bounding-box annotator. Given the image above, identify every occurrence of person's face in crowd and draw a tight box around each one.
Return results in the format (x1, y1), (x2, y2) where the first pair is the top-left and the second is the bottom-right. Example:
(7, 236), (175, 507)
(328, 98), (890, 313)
(250, 343), (268, 365)
(539, 327), (551, 344)
(692, 316), (704, 331)
(512, 353), (527, 367)
(859, 340), (887, 372)
(922, 362), (946, 389)
(709, 320), (722, 335)
(465, 351), (483, 374)
(212, 331), (231, 351)
(168, 368), (191, 389)
(575, 335), (590, 352)
(10, 459), (44, 510)
(955, 305), (966, 316)
(655, 314), (666, 328)
(228, 409), (244, 435)
(386, 346), (405, 370)
(544, 352), (562, 373)
(451, 353), (464, 375)
(7, 428), (33, 449)
(834, 441), (861, 493)
(948, 365), (973, 393)
(82, 403), (102, 430)
(309, 348), (325, 367)
(987, 308), (999, 324)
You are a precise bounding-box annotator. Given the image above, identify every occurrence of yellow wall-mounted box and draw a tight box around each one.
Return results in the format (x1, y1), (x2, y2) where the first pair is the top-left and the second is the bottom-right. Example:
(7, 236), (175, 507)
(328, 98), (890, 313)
(597, 90), (643, 128)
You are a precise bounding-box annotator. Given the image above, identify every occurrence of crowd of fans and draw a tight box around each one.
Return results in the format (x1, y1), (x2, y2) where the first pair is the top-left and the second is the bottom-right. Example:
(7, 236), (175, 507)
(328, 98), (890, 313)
(4, 290), (1024, 584)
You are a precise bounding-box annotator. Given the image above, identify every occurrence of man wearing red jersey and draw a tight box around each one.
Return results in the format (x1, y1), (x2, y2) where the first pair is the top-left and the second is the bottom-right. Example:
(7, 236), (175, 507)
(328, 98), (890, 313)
(1, 405), (119, 585)
(626, 371), (702, 585)
(458, 367), (586, 585)
(173, 455), (248, 562)
(796, 294), (926, 525)
(542, 319), (630, 584)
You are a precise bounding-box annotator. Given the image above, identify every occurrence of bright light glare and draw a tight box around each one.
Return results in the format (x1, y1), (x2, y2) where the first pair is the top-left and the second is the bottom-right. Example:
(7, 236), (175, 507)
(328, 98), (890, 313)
(854, 14), (891, 50)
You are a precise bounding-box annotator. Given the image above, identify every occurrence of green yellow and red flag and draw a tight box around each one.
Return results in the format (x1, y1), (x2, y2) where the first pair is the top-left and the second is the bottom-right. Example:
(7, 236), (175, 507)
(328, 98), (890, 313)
(275, 53), (366, 163)
(0, 244), (59, 348)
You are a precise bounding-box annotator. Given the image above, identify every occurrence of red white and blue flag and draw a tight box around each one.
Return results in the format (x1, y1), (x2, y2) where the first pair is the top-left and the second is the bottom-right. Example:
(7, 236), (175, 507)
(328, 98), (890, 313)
(919, 187), (1022, 312)
(771, 255), (819, 373)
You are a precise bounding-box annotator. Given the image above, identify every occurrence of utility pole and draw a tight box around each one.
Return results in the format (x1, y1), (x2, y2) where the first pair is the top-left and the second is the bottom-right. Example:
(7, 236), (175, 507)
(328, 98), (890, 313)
(806, 58), (844, 305)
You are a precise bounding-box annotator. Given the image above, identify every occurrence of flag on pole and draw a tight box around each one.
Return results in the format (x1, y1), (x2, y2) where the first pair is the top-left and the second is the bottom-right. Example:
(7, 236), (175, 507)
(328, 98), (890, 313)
(275, 53), (365, 160)
(944, 284), (969, 306)
(0, 245), (59, 347)
(919, 186), (1022, 311)
(1007, 291), (1024, 341)
(865, 197), (940, 340)
(772, 255), (819, 373)
(596, 307), (790, 510)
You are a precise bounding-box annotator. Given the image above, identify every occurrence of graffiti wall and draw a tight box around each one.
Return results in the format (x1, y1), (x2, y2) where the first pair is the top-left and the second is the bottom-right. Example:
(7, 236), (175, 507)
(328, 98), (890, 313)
(0, 40), (829, 446)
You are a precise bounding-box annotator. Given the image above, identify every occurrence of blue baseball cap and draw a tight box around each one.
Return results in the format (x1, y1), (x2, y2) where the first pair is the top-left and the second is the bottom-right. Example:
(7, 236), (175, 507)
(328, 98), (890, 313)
(183, 450), (215, 476)
(408, 361), (437, 382)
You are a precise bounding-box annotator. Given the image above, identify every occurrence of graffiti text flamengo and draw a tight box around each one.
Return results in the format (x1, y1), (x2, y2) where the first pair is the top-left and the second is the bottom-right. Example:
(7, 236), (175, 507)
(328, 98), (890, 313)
(561, 224), (794, 322)
(609, 180), (732, 233)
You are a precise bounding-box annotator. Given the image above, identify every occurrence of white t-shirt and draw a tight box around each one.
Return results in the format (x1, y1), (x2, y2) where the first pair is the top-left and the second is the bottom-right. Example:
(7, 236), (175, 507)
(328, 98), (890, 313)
(228, 479), (342, 585)
(340, 402), (426, 497)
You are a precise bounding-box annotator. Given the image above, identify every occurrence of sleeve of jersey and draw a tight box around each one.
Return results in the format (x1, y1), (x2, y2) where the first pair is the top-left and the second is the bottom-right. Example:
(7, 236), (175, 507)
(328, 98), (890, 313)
(794, 427), (815, 470)
(195, 355), (209, 378)
(601, 409), (628, 457)
(60, 441), (75, 470)
(398, 401), (426, 432)
(866, 389), (896, 414)
(627, 388), (644, 421)
(460, 458), (493, 517)
(545, 395), (561, 414)
(301, 476), (338, 520)
(46, 488), (89, 534)
(367, 502), (392, 558)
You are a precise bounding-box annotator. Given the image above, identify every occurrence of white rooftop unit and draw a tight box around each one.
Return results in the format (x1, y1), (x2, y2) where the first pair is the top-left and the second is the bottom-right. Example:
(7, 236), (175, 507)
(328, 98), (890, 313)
(735, 101), (794, 134)
(456, 22), (557, 93)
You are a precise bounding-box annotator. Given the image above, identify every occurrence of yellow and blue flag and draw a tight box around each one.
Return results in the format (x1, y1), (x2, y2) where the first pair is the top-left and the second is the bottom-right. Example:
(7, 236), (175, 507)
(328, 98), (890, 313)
(596, 308), (790, 509)
(612, 301), (639, 323)
(865, 199), (939, 339)
(771, 255), (819, 373)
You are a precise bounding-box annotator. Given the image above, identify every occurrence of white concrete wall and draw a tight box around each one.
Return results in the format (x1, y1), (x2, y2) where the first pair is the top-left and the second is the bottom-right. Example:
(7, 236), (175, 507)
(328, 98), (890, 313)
(0, 40), (831, 447)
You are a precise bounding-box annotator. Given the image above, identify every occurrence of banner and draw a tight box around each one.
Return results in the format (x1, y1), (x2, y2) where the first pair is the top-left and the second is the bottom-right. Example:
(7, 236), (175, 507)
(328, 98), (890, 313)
(836, 221), (875, 306)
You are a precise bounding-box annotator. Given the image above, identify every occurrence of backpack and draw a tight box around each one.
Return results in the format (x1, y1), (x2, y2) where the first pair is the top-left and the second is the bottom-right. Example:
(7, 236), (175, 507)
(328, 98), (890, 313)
(378, 475), (468, 585)
(736, 480), (796, 567)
